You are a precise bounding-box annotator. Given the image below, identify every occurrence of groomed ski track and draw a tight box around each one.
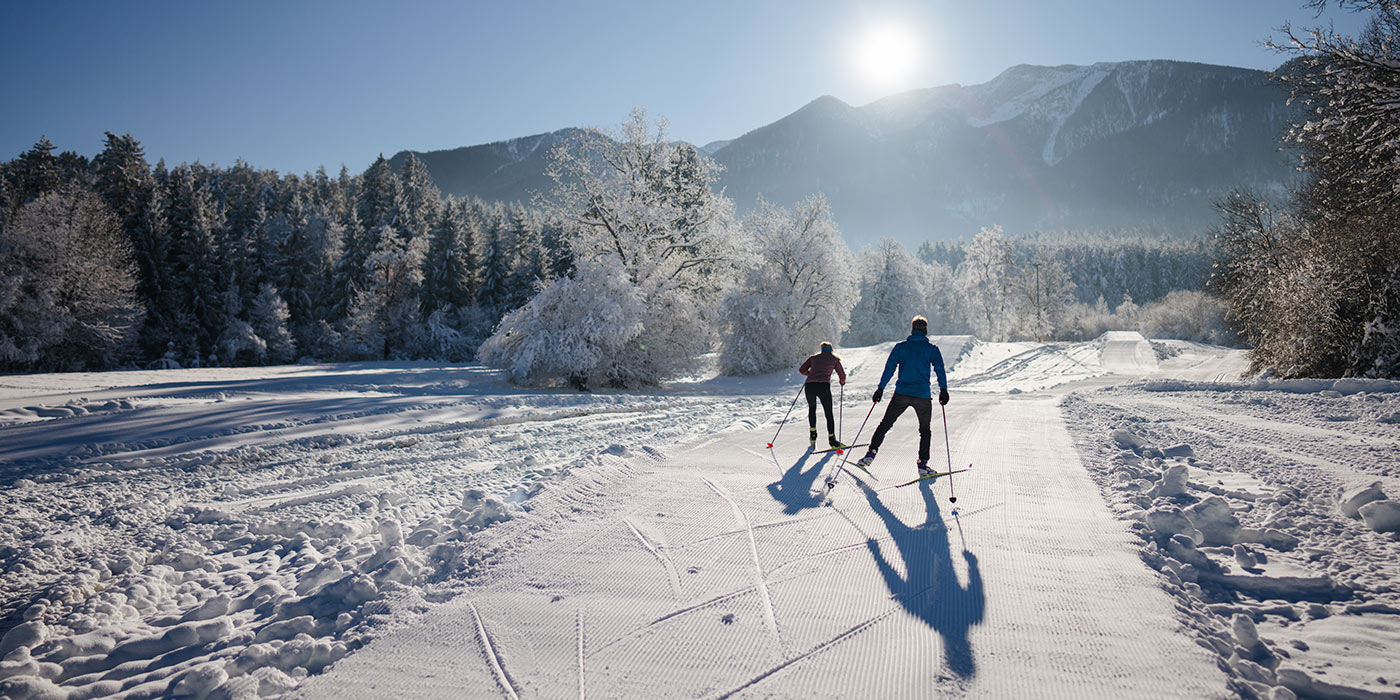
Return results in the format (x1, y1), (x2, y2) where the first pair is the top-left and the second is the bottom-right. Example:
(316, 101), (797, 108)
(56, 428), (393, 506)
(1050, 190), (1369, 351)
(301, 335), (1236, 699)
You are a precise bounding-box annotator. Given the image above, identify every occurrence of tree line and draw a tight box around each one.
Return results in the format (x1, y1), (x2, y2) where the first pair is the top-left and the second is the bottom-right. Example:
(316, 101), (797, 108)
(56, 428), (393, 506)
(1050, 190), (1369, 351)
(2, 113), (1231, 383)
(0, 134), (570, 372)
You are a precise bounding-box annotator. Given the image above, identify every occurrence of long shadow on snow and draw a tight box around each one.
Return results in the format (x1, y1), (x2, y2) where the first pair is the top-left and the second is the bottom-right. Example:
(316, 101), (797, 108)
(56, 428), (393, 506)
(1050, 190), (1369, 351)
(864, 480), (985, 678)
(765, 450), (833, 514)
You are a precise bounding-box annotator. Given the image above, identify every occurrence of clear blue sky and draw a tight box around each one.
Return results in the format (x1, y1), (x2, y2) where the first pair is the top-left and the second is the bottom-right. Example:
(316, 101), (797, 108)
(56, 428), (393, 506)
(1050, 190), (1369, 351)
(1, 0), (1369, 175)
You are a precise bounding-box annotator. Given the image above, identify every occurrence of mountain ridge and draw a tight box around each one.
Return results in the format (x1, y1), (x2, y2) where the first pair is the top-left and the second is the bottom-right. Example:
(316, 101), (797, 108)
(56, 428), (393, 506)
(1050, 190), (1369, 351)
(391, 59), (1296, 246)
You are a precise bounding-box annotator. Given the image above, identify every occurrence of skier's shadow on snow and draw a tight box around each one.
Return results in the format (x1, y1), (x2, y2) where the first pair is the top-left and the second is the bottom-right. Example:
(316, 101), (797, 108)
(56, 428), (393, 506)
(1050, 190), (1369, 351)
(765, 451), (833, 514)
(864, 480), (985, 679)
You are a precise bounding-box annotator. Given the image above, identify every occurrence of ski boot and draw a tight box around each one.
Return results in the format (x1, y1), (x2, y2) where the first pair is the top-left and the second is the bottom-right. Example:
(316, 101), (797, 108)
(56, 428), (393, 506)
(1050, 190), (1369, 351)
(916, 460), (935, 478)
(828, 433), (842, 449)
(854, 449), (877, 468)
(808, 428), (817, 449)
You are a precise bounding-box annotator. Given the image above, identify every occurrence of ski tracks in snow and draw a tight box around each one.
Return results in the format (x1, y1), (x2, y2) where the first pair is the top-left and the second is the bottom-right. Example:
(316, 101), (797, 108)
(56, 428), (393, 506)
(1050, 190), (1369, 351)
(703, 477), (784, 655)
(623, 516), (684, 600)
(469, 601), (519, 700)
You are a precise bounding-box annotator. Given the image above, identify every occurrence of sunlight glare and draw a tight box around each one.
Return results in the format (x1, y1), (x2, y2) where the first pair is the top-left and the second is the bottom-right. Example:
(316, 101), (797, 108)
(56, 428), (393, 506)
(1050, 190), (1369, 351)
(853, 22), (920, 88)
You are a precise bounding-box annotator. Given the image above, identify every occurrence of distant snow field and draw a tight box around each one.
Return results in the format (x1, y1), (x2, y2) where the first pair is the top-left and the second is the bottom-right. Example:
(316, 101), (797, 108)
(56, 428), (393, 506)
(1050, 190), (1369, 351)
(1, 334), (1397, 699)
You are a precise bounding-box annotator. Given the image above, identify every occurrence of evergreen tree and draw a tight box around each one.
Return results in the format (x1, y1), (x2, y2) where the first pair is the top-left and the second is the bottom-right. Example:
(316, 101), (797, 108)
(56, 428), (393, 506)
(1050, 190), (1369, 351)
(399, 153), (441, 241)
(423, 199), (478, 312)
(357, 155), (404, 236)
(165, 165), (226, 363)
(13, 137), (62, 206)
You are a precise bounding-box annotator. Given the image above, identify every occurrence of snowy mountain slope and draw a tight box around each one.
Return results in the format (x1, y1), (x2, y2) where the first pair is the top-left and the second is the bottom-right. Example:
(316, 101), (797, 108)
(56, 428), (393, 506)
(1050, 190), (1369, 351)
(390, 60), (1295, 247)
(8, 338), (1398, 700)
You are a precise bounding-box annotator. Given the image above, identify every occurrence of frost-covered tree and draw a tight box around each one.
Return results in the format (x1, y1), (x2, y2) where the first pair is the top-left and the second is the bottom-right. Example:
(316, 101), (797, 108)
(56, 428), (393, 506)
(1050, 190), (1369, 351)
(719, 195), (856, 375)
(249, 282), (296, 364)
(957, 226), (1014, 341)
(1011, 247), (1076, 341)
(0, 187), (143, 371)
(484, 110), (741, 387)
(341, 225), (427, 359)
(845, 239), (929, 346)
(399, 153), (441, 242)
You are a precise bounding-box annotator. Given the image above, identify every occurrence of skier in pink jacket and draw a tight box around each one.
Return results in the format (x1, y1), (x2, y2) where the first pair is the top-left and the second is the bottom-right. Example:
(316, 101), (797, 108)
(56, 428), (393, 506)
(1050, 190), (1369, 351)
(798, 342), (847, 449)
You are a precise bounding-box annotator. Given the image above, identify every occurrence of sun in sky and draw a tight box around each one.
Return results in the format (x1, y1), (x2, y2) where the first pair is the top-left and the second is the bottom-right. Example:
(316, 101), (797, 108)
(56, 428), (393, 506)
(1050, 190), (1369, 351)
(851, 20), (922, 89)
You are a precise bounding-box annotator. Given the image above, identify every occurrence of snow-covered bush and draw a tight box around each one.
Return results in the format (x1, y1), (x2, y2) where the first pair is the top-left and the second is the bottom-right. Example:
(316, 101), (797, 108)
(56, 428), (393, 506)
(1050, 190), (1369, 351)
(719, 196), (856, 375)
(478, 259), (644, 387)
(1137, 290), (1237, 346)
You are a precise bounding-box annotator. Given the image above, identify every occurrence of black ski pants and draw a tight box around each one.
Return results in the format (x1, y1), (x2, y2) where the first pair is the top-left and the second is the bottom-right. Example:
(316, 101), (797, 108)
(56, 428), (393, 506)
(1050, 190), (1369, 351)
(804, 382), (835, 435)
(870, 392), (933, 462)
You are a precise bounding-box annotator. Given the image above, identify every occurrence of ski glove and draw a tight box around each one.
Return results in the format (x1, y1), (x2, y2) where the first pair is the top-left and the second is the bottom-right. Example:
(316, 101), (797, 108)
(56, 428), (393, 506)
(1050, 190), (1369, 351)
(939, 389), (949, 405)
(872, 388), (884, 403)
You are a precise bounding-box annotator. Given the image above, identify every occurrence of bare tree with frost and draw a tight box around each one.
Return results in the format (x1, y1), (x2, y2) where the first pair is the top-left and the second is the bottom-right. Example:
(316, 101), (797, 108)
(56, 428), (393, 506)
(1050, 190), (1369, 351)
(719, 195), (857, 375)
(0, 186), (143, 370)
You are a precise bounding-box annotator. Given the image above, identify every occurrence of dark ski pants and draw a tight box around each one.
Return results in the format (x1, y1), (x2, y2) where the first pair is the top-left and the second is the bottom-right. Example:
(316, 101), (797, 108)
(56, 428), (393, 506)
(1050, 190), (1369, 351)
(805, 382), (835, 435)
(870, 393), (933, 462)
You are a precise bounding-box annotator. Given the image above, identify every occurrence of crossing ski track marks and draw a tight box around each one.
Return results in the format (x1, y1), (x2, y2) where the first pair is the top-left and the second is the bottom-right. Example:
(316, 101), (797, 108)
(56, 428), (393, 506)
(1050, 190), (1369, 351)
(302, 334), (1240, 699)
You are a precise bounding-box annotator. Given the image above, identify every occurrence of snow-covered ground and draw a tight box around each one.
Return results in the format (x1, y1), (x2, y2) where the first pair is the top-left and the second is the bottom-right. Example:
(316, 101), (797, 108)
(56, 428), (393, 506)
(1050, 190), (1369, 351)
(1, 334), (1396, 699)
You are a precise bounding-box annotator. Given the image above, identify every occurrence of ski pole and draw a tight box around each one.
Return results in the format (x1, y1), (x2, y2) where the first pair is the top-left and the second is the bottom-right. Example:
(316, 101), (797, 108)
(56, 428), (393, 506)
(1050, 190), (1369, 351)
(767, 384), (805, 448)
(942, 403), (957, 503)
(838, 382), (844, 443)
(828, 401), (878, 488)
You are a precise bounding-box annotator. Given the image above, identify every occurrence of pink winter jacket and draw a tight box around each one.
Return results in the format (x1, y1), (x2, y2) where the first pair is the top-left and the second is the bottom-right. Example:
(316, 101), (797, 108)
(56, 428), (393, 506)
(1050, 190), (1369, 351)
(799, 352), (846, 385)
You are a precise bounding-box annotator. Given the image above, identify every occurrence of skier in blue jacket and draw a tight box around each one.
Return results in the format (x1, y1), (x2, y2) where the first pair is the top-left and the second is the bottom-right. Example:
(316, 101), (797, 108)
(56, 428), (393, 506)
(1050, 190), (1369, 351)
(855, 316), (949, 476)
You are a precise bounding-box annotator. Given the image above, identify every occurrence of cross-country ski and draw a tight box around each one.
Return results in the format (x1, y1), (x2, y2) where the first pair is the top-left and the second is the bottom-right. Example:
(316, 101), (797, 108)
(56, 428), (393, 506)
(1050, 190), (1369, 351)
(896, 465), (972, 488)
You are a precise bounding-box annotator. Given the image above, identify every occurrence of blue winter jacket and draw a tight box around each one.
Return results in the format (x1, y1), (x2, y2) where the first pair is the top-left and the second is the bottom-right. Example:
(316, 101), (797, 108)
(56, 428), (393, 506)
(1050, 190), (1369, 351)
(878, 333), (948, 399)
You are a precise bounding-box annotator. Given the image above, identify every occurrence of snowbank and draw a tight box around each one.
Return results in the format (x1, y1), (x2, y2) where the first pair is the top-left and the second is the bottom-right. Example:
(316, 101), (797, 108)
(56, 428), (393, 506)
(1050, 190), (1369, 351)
(1064, 384), (1400, 700)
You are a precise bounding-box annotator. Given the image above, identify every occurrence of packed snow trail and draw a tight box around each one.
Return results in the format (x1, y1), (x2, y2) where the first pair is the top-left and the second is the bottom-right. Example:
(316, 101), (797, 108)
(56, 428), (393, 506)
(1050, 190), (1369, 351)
(302, 343), (1230, 699)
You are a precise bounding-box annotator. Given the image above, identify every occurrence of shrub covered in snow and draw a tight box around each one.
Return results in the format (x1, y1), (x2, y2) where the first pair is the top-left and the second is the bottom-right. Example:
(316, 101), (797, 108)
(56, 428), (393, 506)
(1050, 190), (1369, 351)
(479, 259), (646, 388)
(1136, 290), (1238, 346)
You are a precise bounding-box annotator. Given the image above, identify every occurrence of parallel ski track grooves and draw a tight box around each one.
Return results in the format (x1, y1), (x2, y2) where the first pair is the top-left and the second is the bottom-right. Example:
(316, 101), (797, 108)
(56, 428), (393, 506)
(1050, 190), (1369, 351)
(710, 606), (901, 700)
(623, 516), (684, 600)
(702, 477), (782, 654)
(469, 601), (519, 700)
(576, 609), (586, 700)
(687, 509), (843, 546)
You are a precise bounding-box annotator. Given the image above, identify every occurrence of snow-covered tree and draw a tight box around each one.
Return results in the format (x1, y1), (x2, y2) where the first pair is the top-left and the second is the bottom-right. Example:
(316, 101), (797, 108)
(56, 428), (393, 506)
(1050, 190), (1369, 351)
(1011, 247), (1076, 341)
(719, 195), (856, 375)
(341, 225), (427, 359)
(423, 199), (479, 313)
(0, 187), (142, 371)
(845, 239), (929, 346)
(250, 282), (296, 364)
(484, 110), (741, 386)
(957, 226), (1014, 341)
(165, 165), (226, 362)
